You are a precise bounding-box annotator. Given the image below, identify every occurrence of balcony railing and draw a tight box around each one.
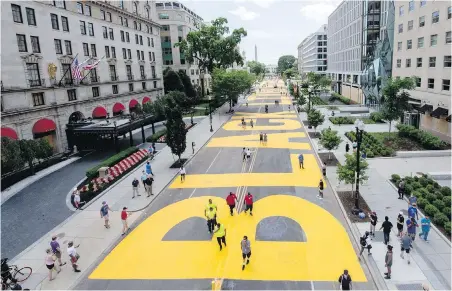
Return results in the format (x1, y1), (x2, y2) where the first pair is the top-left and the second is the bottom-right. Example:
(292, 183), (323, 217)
(111, 75), (119, 81)
(127, 74), (134, 81)
(152, 74), (157, 79)
(141, 74), (146, 80)
(90, 76), (100, 83)
(29, 78), (46, 87)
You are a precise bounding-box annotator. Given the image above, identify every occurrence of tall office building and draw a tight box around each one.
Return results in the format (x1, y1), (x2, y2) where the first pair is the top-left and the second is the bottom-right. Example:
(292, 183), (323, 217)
(155, 1), (209, 89)
(297, 24), (328, 78)
(392, 0), (451, 141)
(1, 0), (164, 152)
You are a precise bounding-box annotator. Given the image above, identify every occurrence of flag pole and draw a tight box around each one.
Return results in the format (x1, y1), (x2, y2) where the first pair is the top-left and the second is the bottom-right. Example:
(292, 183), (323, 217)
(58, 53), (78, 86)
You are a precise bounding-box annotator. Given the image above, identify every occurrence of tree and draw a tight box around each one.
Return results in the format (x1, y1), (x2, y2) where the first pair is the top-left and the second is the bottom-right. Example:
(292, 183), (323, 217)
(307, 109), (325, 133)
(178, 70), (199, 125)
(336, 153), (369, 194)
(319, 128), (342, 160)
(1, 137), (24, 174)
(283, 67), (298, 80)
(306, 72), (332, 92)
(18, 139), (38, 175)
(211, 68), (254, 111)
(380, 77), (415, 132)
(277, 55), (296, 75)
(35, 138), (54, 160)
(176, 17), (247, 75)
(163, 69), (185, 94)
(247, 61), (266, 78)
(164, 97), (187, 166)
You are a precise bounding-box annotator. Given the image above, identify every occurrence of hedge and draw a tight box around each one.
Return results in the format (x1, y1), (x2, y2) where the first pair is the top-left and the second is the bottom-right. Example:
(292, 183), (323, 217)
(86, 147), (139, 179)
(369, 112), (384, 122)
(329, 116), (377, 125)
(329, 92), (357, 105)
(311, 96), (328, 105)
(392, 174), (451, 235)
(345, 131), (395, 157)
(396, 124), (450, 150)
(146, 129), (167, 143)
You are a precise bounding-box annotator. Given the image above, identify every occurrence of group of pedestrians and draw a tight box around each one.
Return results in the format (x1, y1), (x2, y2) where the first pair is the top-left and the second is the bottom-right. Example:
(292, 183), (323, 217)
(132, 161), (156, 198)
(45, 236), (81, 282)
(259, 132), (268, 145)
(359, 195), (432, 280)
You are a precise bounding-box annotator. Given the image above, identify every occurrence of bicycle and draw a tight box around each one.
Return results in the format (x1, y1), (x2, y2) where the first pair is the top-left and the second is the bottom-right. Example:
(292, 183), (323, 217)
(1, 259), (32, 288)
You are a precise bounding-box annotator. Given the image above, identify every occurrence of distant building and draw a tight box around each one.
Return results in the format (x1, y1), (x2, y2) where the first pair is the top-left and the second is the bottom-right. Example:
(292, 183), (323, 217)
(297, 24), (328, 78)
(265, 64), (277, 76)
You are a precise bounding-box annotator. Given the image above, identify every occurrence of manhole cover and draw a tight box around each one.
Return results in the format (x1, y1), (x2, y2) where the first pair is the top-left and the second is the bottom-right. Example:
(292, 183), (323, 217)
(396, 283), (424, 290)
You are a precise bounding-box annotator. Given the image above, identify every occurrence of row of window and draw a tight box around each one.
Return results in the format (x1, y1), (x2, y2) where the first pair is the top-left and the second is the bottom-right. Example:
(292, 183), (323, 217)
(396, 56), (451, 68)
(11, 4), (36, 25)
(399, 0), (426, 16)
(119, 31), (155, 47)
(397, 32), (452, 51)
(412, 77), (450, 91)
(398, 7), (451, 33)
(31, 81), (159, 107)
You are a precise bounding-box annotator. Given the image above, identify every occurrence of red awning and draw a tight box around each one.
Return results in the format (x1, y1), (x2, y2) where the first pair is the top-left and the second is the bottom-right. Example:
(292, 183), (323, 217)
(0, 127), (18, 140)
(32, 118), (56, 134)
(129, 99), (139, 108)
(112, 103), (125, 113)
(142, 96), (151, 104)
(92, 106), (108, 118)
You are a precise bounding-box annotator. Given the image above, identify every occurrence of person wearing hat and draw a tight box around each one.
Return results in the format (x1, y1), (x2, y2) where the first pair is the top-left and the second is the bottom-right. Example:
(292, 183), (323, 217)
(121, 207), (132, 235)
(100, 201), (113, 229)
(50, 236), (66, 267)
(67, 241), (81, 272)
(384, 245), (393, 279)
(397, 212), (405, 238)
(368, 211), (378, 237)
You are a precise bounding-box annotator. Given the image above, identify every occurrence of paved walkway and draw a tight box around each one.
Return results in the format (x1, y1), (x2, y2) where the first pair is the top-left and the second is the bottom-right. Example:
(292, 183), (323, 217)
(308, 105), (451, 290)
(8, 103), (233, 290)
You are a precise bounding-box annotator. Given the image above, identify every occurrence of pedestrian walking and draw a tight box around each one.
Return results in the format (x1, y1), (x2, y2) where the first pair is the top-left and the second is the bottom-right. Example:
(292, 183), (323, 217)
(205, 198), (218, 216)
(352, 141), (357, 152)
(288, 105), (291, 112)
(45, 248), (61, 281)
(368, 212), (378, 237)
(359, 231), (372, 256)
(380, 216), (393, 245)
(145, 161), (154, 176)
(132, 177), (141, 198)
(226, 192), (238, 216)
(384, 245), (393, 279)
(400, 232), (412, 264)
(121, 207), (131, 235)
(180, 166), (186, 182)
(144, 174), (154, 197)
(67, 241), (81, 272)
(213, 222), (227, 251)
(206, 207), (216, 233)
(241, 236), (251, 270)
(322, 164), (326, 177)
(418, 215), (431, 241)
(192, 141), (196, 154)
(50, 236), (66, 267)
(338, 269), (352, 290)
(259, 133), (263, 144)
(397, 212), (405, 238)
(298, 153), (304, 169)
(408, 203), (419, 221)
(407, 217), (418, 243)
(148, 145), (155, 160)
(409, 193), (417, 206)
(244, 192), (253, 215)
(318, 179), (324, 199)
(140, 170), (147, 187)
(246, 148), (251, 161)
(100, 201), (113, 228)
(398, 180), (405, 199)
(263, 133), (267, 145)
(250, 119), (254, 128)
(242, 147), (247, 162)
(345, 143), (350, 153)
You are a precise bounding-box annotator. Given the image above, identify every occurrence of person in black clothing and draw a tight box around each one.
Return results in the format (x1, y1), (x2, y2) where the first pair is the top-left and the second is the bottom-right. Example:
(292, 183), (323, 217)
(368, 211), (378, 237)
(338, 269), (352, 290)
(318, 180), (324, 199)
(380, 216), (393, 245)
(9, 278), (22, 290)
(396, 212), (405, 238)
(144, 175), (154, 197)
(345, 143), (350, 153)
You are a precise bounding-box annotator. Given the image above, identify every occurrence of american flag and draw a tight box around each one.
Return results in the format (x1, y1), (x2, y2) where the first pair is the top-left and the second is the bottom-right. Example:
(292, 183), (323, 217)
(82, 56), (105, 71)
(71, 56), (83, 80)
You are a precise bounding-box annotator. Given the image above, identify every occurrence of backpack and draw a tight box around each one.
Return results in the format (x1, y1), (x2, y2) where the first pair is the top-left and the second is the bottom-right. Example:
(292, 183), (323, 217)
(70, 194), (76, 208)
(132, 179), (139, 187)
(360, 236), (367, 246)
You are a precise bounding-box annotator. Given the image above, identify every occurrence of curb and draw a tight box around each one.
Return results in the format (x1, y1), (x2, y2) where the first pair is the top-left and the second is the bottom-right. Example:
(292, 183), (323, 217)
(387, 179), (451, 246)
(297, 111), (385, 290)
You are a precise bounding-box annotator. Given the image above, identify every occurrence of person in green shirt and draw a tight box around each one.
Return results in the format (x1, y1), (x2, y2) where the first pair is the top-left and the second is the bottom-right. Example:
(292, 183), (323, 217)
(213, 222), (227, 251)
(205, 207), (216, 233)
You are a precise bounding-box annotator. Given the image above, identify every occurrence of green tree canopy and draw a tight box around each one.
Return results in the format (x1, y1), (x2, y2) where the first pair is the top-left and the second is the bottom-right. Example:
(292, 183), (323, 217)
(164, 97), (187, 164)
(307, 109), (325, 133)
(380, 77), (415, 132)
(176, 17), (247, 74)
(177, 70), (197, 98)
(336, 153), (369, 192)
(319, 128), (342, 159)
(1, 137), (24, 174)
(211, 68), (254, 110)
(306, 72), (332, 91)
(277, 55), (296, 75)
(247, 61), (266, 77)
(163, 69), (185, 94)
(283, 67), (298, 80)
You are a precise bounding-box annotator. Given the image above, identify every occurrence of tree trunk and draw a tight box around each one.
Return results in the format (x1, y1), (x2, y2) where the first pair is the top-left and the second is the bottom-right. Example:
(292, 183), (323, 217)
(190, 109), (194, 125)
(178, 154), (182, 167)
(388, 120), (392, 133)
(229, 98), (232, 110)
(29, 160), (35, 175)
(328, 151), (331, 160)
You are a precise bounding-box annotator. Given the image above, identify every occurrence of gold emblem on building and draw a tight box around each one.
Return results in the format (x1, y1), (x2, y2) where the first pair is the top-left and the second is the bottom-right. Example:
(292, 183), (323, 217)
(48, 63), (57, 79)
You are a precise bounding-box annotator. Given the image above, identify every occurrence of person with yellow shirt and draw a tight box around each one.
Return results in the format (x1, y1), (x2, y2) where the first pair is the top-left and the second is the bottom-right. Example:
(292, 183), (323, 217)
(205, 207), (217, 233)
(204, 199), (217, 218)
(213, 222), (227, 251)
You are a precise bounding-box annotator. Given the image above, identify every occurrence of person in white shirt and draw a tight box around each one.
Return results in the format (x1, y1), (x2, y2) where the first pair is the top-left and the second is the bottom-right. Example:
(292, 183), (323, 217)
(246, 148), (251, 160)
(67, 241), (81, 272)
(180, 167), (186, 182)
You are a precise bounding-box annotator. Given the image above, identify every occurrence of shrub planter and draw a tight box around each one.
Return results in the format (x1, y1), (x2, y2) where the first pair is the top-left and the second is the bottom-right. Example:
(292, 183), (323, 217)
(318, 152), (341, 166)
(170, 158), (188, 168)
(78, 149), (149, 204)
(336, 191), (372, 223)
(390, 174), (451, 238)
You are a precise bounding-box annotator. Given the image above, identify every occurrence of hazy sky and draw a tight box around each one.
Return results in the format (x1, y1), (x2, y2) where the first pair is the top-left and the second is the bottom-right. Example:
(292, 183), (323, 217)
(181, 0), (342, 65)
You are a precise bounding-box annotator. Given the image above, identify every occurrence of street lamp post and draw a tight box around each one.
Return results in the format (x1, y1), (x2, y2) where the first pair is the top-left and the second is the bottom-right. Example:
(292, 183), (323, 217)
(208, 95), (213, 132)
(354, 119), (365, 210)
(307, 85), (313, 129)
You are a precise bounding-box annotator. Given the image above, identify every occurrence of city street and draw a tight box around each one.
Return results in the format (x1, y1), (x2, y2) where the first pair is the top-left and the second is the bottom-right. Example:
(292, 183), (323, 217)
(76, 81), (374, 290)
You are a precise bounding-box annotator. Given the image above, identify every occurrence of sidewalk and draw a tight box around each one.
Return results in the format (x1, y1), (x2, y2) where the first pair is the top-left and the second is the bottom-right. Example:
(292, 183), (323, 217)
(9, 103), (233, 290)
